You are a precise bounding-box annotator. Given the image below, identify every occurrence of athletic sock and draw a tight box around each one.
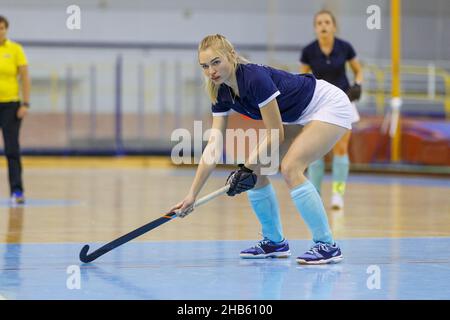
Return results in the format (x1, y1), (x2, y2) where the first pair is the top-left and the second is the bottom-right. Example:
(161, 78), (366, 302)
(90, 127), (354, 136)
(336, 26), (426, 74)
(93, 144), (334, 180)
(247, 183), (284, 243)
(307, 158), (325, 194)
(290, 180), (333, 244)
(332, 155), (350, 195)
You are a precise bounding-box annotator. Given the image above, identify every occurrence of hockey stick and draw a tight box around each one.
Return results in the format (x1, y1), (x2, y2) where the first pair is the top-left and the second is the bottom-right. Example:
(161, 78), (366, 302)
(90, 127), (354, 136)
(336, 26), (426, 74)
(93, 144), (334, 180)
(79, 185), (230, 263)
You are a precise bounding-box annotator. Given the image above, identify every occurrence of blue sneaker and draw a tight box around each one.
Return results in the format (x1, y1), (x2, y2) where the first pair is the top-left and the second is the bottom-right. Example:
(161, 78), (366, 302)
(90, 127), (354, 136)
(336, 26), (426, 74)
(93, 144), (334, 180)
(240, 238), (291, 259)
(11, 190), (25, 205)
(296, 242), (343, 265)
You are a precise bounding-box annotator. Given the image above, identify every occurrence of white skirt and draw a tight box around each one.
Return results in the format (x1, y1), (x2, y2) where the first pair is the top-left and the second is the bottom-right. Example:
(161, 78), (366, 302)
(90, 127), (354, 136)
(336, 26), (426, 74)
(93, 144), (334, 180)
(284, 79), (358, 129)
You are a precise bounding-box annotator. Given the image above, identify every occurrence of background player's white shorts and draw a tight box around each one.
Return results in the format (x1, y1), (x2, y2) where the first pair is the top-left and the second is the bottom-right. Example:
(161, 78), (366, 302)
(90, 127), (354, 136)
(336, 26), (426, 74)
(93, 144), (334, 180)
(284, 79), (358, 130)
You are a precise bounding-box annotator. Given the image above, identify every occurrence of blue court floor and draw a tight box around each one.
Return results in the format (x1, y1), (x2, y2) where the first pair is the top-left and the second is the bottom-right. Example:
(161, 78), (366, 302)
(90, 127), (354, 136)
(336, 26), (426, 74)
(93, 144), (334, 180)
(1, 237), (450, 300)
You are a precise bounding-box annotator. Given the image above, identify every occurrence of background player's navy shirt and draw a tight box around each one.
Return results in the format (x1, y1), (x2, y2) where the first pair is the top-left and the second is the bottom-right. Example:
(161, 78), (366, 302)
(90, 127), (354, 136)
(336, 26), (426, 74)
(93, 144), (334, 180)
(300, 37), (356, 92)
(211, 63), (316, 123)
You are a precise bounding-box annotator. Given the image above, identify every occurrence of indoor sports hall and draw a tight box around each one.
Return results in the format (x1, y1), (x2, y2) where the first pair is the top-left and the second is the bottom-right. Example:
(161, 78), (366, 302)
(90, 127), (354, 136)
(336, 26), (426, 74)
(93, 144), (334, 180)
(0, 0), (449, 300)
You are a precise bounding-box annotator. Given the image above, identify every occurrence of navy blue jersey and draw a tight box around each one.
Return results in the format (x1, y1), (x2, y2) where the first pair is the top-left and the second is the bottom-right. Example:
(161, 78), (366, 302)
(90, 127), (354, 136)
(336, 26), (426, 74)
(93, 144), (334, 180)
(300, 37), (356, 92)
(211, 63), (316, 123)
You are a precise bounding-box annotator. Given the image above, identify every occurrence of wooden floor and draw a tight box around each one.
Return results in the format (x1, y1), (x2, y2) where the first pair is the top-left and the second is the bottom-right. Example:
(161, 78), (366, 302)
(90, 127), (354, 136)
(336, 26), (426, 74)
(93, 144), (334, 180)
(1, 157), (449, 244)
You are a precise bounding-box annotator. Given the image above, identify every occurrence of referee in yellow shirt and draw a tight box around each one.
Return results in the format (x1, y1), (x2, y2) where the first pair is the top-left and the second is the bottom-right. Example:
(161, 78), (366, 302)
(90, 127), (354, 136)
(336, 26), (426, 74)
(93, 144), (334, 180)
(0, 16), (30, 204)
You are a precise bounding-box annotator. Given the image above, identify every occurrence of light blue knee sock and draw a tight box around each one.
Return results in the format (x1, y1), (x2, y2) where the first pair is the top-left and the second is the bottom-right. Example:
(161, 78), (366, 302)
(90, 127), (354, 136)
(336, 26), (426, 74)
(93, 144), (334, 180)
(290, 180), (334, 244)
(247, 183), (284, 243)
(307, 158), (325, 194)
(332, 155), (350, 195)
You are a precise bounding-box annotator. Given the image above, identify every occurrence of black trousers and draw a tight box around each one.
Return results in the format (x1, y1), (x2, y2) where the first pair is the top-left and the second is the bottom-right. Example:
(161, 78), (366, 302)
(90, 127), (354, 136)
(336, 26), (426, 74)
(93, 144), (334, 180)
(0, 101), (24, 194)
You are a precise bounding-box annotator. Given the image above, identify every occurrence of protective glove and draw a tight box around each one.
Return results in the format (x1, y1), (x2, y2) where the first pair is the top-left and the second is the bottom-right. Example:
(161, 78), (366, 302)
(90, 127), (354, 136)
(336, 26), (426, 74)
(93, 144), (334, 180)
(347, 83), (362, 101)
(226, 164), (257, 196)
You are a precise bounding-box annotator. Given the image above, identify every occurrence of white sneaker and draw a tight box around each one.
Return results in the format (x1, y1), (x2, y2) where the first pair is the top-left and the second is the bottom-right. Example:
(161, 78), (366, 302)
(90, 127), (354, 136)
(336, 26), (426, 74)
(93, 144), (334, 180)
(331, 193), (344, 210)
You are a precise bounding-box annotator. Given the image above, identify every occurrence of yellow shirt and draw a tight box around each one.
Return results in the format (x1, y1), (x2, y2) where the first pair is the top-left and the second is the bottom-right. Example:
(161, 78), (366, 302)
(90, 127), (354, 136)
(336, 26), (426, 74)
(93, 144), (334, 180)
(0, 39), (28, 102)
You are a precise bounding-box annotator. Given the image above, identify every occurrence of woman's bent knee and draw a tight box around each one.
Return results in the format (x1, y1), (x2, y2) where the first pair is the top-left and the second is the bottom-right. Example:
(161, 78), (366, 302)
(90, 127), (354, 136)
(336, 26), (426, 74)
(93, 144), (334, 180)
(280, 160), (307, 187)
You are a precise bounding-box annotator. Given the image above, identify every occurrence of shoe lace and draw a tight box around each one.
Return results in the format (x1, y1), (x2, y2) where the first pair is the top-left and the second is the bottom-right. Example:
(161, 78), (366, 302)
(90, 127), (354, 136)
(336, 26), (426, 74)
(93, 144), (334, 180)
(254, 237), (272, 249)
(307, 242), (329, 254)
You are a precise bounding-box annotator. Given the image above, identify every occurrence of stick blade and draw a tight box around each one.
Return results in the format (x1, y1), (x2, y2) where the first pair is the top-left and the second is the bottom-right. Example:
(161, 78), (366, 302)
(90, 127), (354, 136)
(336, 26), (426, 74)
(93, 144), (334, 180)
(79, 244), (92, 263)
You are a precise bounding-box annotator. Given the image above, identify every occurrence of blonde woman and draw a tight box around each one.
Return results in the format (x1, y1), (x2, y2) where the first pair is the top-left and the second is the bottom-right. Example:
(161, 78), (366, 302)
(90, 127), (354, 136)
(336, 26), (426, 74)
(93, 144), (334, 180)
(169, 34), (356, 264)
(300, 10), (363, 210)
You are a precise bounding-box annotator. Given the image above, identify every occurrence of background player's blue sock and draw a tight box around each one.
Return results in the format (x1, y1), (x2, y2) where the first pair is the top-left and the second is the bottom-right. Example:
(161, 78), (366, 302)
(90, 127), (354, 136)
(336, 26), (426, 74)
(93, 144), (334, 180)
(332, 155), (350, 195)
(307, 158), (325, 194)
(290, 180), (334, 244)
(247, 183), (284, 243)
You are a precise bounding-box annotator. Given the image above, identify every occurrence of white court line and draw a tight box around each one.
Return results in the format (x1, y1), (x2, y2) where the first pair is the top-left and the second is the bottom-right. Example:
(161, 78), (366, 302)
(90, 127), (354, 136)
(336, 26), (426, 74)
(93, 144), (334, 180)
(0, 294), (7, 300)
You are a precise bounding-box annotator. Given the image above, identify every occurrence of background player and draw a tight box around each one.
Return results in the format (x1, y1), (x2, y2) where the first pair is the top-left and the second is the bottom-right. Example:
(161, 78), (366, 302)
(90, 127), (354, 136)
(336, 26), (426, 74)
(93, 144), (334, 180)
(300, 10), (363, 210)
(0, 15), (30, 204)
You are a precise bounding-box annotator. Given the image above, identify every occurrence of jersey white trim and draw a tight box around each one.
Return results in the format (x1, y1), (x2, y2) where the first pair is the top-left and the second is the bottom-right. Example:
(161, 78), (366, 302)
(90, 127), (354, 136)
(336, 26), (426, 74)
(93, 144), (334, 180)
(212, 111), (231, 117)
(258, 91), (280, 108)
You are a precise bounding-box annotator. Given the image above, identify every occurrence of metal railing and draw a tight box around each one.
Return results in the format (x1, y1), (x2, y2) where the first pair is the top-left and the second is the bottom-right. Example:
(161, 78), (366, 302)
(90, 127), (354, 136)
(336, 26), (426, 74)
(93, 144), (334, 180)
(363, 63), (450, 118)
